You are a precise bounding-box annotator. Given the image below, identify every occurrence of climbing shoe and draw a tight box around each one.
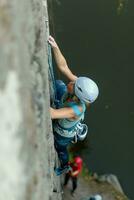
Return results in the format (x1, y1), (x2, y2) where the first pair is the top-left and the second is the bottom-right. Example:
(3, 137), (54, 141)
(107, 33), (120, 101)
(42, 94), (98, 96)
(55, 165), (72, 176)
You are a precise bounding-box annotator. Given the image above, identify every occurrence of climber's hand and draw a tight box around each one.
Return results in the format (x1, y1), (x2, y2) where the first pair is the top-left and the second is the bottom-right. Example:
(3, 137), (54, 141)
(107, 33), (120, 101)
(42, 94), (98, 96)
(48, 35), (58, 49)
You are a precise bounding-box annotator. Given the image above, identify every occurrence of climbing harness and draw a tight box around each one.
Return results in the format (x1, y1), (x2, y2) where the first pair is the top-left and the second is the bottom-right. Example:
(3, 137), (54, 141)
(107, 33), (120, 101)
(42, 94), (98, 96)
(72, 122), (88, 143)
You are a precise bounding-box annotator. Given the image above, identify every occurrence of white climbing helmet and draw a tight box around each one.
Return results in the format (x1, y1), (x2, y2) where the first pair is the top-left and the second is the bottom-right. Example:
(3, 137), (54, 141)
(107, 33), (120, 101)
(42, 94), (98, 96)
(74, 77), (99, 103)
(89, 194), (102, 200)
(94, 195), (102, 200)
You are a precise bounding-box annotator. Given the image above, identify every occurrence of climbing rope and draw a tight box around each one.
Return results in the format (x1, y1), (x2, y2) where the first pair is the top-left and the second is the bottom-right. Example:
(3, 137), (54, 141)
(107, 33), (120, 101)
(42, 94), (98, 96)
(48, 44), (57, 106)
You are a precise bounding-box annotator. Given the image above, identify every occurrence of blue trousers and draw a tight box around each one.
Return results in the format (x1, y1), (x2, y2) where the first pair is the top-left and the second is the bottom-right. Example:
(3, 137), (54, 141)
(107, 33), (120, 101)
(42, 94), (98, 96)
(55, 80), (67, 101)
(54, 80), (73, 167)
(54, 132), (74, 167)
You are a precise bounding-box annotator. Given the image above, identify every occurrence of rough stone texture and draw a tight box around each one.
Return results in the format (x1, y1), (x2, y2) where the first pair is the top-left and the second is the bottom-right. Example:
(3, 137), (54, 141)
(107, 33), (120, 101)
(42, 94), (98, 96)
(0, 0), (61, 200)
(97, 174), (124, 194)
(63, 175), (129, 200)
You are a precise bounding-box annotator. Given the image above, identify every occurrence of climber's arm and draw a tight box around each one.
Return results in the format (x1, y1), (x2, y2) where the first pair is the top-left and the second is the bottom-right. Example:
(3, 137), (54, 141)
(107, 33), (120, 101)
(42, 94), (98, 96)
(50, 107), (75, 119)
(48, 36), (77, 82)
(70, 170), (79, 177)
(50, 105), (83, 119)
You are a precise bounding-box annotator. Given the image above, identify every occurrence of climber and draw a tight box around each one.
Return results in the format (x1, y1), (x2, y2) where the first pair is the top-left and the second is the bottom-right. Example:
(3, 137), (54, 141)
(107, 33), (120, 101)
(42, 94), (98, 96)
(48, 35), (99, 175)
(64, 156), (83, 196)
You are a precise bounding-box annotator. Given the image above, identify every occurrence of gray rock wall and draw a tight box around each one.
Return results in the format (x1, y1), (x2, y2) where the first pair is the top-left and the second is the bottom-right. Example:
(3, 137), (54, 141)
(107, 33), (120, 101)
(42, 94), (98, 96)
(0, 0), (61, 200)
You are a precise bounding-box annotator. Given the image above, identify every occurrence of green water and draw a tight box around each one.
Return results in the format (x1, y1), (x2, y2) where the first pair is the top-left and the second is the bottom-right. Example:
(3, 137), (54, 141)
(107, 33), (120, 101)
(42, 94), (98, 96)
(50, 0), (134, 198)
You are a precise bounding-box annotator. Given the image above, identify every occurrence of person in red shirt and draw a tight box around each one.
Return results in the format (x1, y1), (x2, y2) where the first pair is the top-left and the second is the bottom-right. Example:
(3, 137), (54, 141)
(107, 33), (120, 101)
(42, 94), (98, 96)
(64, 156), (83, 196)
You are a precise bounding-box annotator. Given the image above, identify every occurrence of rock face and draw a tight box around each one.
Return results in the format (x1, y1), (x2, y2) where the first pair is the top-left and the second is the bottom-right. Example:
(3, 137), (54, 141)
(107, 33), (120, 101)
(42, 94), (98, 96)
(0, 0), (61, 200)
(97, 174), (124, 194)
(63, 175), (129, 200)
